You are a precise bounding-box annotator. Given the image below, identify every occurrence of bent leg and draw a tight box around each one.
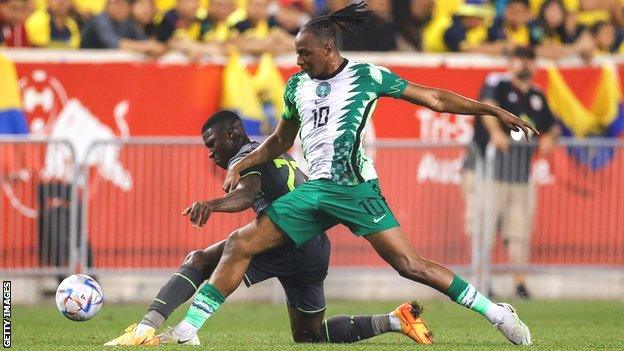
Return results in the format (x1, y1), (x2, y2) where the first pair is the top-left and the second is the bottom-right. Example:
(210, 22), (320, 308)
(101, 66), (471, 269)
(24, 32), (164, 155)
(178, 215), (288, 336)
(141, 240), (227, 329)
(287, 308), (325, 343)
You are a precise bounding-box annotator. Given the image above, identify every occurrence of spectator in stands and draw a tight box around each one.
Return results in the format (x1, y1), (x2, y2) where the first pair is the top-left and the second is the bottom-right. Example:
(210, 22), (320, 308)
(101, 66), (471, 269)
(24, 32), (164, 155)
(462, 46), (560, 299)
(529, 0), (594, 59)
(441, 0), (506, 54)
(275, 0), (310, 36)
(591, 20), (620, 54)
(488, 0), (536, 47)
(0, 0), (34, 47)
(156, 0), (202, 43)
(578, 0), (624, 28)
(25, 0), (81, 48)
(339, 0), (398, 51)
(229, 0), (294, 55)
(393, 0), (434, 51)
(132, 0), (157, 38)
(72, 0), (107, 24)
(81, 0), (166, 57)
(201, 0), (236, 43)
(156, 0), (224, 59)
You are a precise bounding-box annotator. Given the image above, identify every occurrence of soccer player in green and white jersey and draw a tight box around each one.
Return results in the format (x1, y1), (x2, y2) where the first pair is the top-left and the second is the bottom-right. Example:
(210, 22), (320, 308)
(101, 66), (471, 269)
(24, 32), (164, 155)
(175, 2), (537, 346)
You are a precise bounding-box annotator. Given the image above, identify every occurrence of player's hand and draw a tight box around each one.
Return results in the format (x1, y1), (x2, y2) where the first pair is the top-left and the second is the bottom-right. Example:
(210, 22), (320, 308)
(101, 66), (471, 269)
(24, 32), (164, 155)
(223, 164), (241, 193)
(182, 201), (213, 229)
(496, 109), (539, 141)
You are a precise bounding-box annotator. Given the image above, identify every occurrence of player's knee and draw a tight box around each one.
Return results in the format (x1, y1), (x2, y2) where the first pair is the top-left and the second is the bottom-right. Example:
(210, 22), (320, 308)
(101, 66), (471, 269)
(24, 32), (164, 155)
(224, 230), (254, 259)
(292, 328), (324, 343)
(187, 249), (213, 270)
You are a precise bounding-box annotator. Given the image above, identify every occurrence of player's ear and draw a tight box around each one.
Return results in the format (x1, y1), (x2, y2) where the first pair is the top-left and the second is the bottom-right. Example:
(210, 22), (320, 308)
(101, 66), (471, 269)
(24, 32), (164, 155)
(324, 42), (333, 55)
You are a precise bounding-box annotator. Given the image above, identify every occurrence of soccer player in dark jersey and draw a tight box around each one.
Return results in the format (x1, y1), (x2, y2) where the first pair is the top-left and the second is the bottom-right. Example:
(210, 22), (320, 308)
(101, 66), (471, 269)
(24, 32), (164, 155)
(105, 110), (433, 346)
(166, 2), (538, 346)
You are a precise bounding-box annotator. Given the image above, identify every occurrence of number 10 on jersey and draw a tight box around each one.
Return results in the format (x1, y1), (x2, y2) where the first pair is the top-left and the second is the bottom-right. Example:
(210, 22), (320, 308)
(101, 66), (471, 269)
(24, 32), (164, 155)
(313, 106), (329, 128)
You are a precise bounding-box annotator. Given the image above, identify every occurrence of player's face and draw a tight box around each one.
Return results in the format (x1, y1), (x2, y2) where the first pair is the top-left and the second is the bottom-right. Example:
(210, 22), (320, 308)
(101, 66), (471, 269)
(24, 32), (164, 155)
(202, 128), (235, 169)
(295, 32), (331, 78)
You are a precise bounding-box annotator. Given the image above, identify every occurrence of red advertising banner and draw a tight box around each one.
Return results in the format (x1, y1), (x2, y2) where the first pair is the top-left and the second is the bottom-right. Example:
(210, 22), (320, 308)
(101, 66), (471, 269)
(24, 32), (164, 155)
(1, 61), (622, 269)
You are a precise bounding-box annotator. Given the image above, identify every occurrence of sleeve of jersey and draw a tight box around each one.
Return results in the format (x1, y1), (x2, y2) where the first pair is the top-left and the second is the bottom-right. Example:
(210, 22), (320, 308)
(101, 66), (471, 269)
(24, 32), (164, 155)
(479, 75), (498, 102)
(228, 151), (263, 178)
(538, 93), (557, 133)
(375, 65), (409, 99)
(281, 82), (300, 121)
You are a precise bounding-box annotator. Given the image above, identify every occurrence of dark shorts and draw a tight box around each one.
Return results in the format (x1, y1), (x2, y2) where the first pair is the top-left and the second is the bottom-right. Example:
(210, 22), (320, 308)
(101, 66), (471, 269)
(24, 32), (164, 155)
(244, 231), (330, 313)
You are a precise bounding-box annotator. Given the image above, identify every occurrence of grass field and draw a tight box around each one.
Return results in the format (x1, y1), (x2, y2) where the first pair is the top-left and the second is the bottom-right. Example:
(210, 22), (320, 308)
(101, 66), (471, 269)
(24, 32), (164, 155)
(11, 300), (624, 350)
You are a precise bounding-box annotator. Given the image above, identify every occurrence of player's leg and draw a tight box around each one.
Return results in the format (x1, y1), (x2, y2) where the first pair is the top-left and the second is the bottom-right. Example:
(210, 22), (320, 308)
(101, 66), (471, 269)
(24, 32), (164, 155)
(322, 179), (530, 345)
(364, 228), (531, 345)
(286, 306), (326, 342)
(505, 181), (534, 299)
(140, 241), (226, 330)
(320, 302), (433, 344)
(104, 241), (227, 346)
(171, 214), (290, 340)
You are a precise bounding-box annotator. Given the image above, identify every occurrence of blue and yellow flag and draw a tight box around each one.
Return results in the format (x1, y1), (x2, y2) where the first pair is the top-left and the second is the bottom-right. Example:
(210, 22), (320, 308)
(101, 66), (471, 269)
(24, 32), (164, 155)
(0, 54), (28, 135)
(220, 51), (285, 136)
(546, 64), (624, 169)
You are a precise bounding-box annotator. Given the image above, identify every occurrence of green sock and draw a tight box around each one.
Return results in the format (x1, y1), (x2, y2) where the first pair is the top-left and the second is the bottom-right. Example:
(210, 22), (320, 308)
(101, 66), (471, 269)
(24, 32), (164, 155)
(183, 283), (225, 329)
(446, 275), (495, 316)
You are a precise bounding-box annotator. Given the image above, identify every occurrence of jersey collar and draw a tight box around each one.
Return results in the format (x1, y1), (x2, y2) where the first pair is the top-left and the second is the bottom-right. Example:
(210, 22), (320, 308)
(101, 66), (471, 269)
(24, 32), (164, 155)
(314, 58), (348, 81)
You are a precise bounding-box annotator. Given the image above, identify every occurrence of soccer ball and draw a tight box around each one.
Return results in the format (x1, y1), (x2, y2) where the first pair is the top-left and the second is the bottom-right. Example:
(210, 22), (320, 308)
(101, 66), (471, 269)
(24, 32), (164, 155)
(55, 274), (104, 321)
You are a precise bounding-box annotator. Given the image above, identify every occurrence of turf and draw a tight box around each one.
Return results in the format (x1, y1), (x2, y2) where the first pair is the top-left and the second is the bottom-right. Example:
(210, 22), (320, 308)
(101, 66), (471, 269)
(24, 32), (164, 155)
(10, 300), (624, 350)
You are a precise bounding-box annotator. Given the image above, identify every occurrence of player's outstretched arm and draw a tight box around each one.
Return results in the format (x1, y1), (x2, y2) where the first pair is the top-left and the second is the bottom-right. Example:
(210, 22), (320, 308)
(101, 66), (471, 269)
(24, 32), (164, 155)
(183, 175), (261, 229)
(399, 83), (539, 140)
(223, 118), (299, 192)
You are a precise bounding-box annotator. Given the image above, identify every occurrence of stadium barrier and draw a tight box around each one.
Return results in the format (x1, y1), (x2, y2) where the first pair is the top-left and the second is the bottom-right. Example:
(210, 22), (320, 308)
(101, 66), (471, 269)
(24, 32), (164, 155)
(0, 136), (79, 275)
(2, 137), (624, 289)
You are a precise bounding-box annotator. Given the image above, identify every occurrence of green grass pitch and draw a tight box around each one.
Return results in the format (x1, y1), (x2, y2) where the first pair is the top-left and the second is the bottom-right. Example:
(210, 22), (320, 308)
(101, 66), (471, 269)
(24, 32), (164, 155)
(11, 300), (624, 350)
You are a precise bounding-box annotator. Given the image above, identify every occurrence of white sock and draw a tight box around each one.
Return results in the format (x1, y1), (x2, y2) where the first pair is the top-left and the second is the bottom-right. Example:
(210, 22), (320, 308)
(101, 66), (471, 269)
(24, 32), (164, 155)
(484, 303), (507, 325)
(173, 319), (199, 340)
(388, 313), (402, 332)
(135, 323), (154, 336)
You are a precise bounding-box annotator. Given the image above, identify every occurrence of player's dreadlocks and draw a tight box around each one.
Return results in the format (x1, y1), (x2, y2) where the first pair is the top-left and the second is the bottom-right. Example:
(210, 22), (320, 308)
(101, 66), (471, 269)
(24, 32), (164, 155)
(300, 1), (373, 45)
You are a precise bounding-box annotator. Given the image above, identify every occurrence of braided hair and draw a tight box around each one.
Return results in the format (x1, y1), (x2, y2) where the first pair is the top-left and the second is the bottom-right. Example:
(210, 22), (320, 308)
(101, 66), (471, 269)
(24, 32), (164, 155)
(300, 1), (373, 45)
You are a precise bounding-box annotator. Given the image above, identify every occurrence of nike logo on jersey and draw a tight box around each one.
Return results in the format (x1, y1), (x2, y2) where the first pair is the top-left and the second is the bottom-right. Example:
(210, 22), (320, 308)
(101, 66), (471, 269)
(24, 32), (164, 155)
(314, 99), (325, 105)
(373, 214), (386, 223)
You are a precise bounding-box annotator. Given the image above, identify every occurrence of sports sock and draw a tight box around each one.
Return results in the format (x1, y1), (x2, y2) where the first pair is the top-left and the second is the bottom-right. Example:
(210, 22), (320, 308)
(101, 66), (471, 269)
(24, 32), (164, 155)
(446, 274), (504, 324)
(322, 314), (396, 343)
(135, 322), (156, 336)
(143, 265), (204, 328)
(139, 310), (165, 330)
(182, 283), (225, 329)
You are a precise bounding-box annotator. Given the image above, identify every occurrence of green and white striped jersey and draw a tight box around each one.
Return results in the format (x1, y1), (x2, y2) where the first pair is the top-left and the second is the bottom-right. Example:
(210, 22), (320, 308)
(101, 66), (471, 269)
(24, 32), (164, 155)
(282, 60), (408, 185)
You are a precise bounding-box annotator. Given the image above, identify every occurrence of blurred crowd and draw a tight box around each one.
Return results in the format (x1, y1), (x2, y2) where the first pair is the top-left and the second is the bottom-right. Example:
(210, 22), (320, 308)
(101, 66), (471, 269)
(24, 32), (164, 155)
(1, 0), (624, 59)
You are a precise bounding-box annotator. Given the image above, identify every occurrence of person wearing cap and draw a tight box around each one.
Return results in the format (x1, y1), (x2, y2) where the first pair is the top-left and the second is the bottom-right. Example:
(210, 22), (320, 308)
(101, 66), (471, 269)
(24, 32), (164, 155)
(440, 0), (509, 54)
(462, 46), (560, 299)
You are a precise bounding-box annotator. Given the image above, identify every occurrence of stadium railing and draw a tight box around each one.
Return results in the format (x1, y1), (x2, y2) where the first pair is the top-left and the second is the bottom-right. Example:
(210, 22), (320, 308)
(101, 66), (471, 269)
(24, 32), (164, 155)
(0, 136), (79, 276)
(2, 137), (623, 292)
